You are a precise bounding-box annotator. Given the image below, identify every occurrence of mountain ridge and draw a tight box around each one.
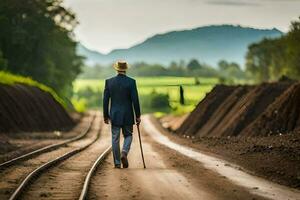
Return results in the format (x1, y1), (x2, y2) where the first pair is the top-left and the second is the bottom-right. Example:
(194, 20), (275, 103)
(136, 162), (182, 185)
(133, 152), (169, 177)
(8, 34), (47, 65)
(77, 24), (283, 67)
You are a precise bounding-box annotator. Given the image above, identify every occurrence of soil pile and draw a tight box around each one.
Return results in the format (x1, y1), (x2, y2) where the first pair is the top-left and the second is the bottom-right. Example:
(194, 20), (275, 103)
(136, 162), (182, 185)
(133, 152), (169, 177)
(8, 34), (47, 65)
(158, 80), (300, 189)
(176, 80), (296, 137)
(0, 83), (74, 133)
(160, 114), (188, 131)
(196, 85), (253, 137)
(242, 82), (300, 136)
(176, 85), (237, 136)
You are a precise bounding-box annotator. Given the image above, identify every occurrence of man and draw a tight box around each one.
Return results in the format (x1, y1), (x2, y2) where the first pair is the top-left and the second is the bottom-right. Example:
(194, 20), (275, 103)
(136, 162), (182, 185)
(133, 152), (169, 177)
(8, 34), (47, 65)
(103, 61), (141, 168)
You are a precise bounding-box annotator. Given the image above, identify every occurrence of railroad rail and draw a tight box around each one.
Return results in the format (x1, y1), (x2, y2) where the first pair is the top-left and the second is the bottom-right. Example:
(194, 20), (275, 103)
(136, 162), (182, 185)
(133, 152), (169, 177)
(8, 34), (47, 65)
(79, 146), (112, 200)
(8, 114), (103, 200)
(0, 114), (95, 169)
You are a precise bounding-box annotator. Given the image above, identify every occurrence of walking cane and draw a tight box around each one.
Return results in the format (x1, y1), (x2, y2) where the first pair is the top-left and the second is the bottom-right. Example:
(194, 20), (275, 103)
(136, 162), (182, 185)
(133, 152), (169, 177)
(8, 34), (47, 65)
(137, 123), (146, 169)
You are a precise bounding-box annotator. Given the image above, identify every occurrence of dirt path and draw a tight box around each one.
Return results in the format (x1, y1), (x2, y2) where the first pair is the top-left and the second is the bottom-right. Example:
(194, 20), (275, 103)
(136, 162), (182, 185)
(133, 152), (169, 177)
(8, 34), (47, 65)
(89, 123), (265, 200)
(143, 115), (300, 200)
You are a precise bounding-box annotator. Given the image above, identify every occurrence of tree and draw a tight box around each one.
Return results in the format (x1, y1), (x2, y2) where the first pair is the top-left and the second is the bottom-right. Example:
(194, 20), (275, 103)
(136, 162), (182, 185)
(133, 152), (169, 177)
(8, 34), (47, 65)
(169, 61), (178, 69)
(285, 17), (300, 78)
(245, 16), (300, 82)
(218, 60), (244, 80)
(245, 39), (276, 82)
(0, 50), (7, 70)
(149, 90), (170, 109)
(194, 77), (200, 85)
(187, 59), (202, 71)
(218, 60), (229, 71)
(168, 61), (185, 76)
(0, 0), (83, 96)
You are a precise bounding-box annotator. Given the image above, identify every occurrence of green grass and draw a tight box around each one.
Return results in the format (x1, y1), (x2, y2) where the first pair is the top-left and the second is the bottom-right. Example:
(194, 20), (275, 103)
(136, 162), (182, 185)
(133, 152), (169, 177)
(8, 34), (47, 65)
(71, 98), (86, 113)
(0, 71), (66, 108)
(73, 76), (218, 115)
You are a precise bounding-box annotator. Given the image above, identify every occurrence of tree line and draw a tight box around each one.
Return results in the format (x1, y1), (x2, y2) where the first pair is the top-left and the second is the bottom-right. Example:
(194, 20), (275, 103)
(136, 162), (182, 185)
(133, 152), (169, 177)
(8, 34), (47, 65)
(0, 0), (83, 97)
(245, 17), (300, 82)
(80, 59), (245, 83)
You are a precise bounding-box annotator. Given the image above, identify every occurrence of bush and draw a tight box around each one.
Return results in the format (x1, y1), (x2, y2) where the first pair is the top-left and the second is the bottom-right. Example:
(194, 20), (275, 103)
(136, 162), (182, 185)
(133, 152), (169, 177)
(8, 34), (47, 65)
(72, 86), (102, 109)
(71, 98), (87, 113)
(195, 77), (200, 85)
(149, 91), (170, 109)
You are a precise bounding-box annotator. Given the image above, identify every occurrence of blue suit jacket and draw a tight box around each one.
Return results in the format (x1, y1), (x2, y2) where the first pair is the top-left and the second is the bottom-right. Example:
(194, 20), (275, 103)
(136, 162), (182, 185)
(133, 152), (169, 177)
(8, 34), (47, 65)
(103, 74), (141, 126)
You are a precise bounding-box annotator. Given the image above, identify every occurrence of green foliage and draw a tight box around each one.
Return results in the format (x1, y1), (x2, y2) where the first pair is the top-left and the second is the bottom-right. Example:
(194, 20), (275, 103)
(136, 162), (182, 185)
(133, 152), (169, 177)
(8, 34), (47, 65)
(71, 98), (86, 113)
(285, 17), (300, 78)
(80, 59), (222, 79)
(0, 71), (66, 108)
(187, 59), (202, 71)
(246, 38), (282, 81)
(191, 65), (219, 77)
(218, 60), (245, 83)
(72, 86), (102, 108)
(246, 17), (300, 82)
(0, 50), (7, 69)
(149, 90), (170, 109)
(79, 64), (114, 79)
(171, 103), (195, 116)
(194, 77), (200, 85)
(138, 91), (170, 113)
(0, 0), (83, 97)
(129, 63), (168, 76)
(218, 76), (234, 85)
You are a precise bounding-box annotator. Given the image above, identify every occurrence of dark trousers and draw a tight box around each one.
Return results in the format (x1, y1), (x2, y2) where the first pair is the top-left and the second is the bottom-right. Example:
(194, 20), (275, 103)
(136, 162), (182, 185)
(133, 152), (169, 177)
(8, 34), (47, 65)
(111, 125), (133, 166)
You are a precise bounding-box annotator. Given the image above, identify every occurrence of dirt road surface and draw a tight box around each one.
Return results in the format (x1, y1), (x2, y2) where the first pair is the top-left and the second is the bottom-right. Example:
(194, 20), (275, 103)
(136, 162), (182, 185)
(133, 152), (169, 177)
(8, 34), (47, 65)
(89, 122), (269, 200)
(1, 112), (299, 200)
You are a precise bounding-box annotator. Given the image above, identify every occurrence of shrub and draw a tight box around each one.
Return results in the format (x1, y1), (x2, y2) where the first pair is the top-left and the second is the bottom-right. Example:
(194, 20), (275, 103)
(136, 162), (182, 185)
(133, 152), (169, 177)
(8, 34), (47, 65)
(149, 91), (170, 109)
(72, 86), (102, 108)
(71, 98), (87, 113)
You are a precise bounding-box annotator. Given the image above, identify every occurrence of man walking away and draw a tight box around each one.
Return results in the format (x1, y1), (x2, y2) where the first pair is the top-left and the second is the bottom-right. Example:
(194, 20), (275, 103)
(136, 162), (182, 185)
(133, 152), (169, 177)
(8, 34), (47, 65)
(103, 61), (141, 168)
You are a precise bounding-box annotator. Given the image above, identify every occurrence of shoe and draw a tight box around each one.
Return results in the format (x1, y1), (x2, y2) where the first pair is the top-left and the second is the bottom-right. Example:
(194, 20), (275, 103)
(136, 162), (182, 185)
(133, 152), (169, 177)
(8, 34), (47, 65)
(115, 164), (121, 168)
(121, 152), (129, 168)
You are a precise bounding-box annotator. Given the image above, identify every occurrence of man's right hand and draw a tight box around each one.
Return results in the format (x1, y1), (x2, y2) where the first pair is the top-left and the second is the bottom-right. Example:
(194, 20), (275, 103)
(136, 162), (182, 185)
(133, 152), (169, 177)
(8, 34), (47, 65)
(104, 118), (110, 124)
(136, 117), (141, 125)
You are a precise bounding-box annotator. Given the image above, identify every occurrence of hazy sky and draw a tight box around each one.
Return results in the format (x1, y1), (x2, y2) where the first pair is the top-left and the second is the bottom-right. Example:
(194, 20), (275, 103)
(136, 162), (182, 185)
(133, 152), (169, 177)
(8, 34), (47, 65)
(63, 0), (300, 54)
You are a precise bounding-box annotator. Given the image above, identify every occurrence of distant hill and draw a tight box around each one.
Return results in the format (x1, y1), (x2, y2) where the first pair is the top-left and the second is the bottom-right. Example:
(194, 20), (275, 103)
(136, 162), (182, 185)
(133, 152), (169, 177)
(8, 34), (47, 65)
(77, 25), (282, 67)
(77, 44), (106, 66)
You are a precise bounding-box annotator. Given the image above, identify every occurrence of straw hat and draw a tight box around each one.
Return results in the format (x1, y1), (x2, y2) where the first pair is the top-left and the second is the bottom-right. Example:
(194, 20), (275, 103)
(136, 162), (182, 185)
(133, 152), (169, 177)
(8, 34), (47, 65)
(113, 61), (129, 71)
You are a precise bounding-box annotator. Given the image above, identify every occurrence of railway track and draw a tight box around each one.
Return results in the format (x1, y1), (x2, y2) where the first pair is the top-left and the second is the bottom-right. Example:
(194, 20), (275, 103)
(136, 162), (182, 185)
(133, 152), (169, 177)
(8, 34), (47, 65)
(0, 113), (95, 169)
(79, 146), (111, 200)
(0, 112), (111, 200)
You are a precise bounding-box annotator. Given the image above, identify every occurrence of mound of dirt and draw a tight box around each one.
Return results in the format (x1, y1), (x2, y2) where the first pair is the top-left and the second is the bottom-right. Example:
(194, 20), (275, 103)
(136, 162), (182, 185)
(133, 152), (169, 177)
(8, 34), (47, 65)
(176, 80), (296, 137)
(176, 85), (237, 136)
(0, 83), (74, 133)
(199, 81), (292, 137)
(160, 114), (188, 131)
(0, 134), (15, 153)
(242, 82), (300, 136)
(196, 85), (253, 137)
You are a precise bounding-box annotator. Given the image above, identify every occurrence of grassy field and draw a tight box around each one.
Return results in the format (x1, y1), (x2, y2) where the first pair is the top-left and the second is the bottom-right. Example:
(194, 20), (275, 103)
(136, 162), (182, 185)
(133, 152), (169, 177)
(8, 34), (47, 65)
(73, 76), (218, 115)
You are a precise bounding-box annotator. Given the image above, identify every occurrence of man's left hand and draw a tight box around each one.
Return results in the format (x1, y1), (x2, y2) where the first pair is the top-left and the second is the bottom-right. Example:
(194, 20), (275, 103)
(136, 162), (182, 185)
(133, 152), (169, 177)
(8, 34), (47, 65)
(104, 118), (110, 124)
(136, 117), (141, 125)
